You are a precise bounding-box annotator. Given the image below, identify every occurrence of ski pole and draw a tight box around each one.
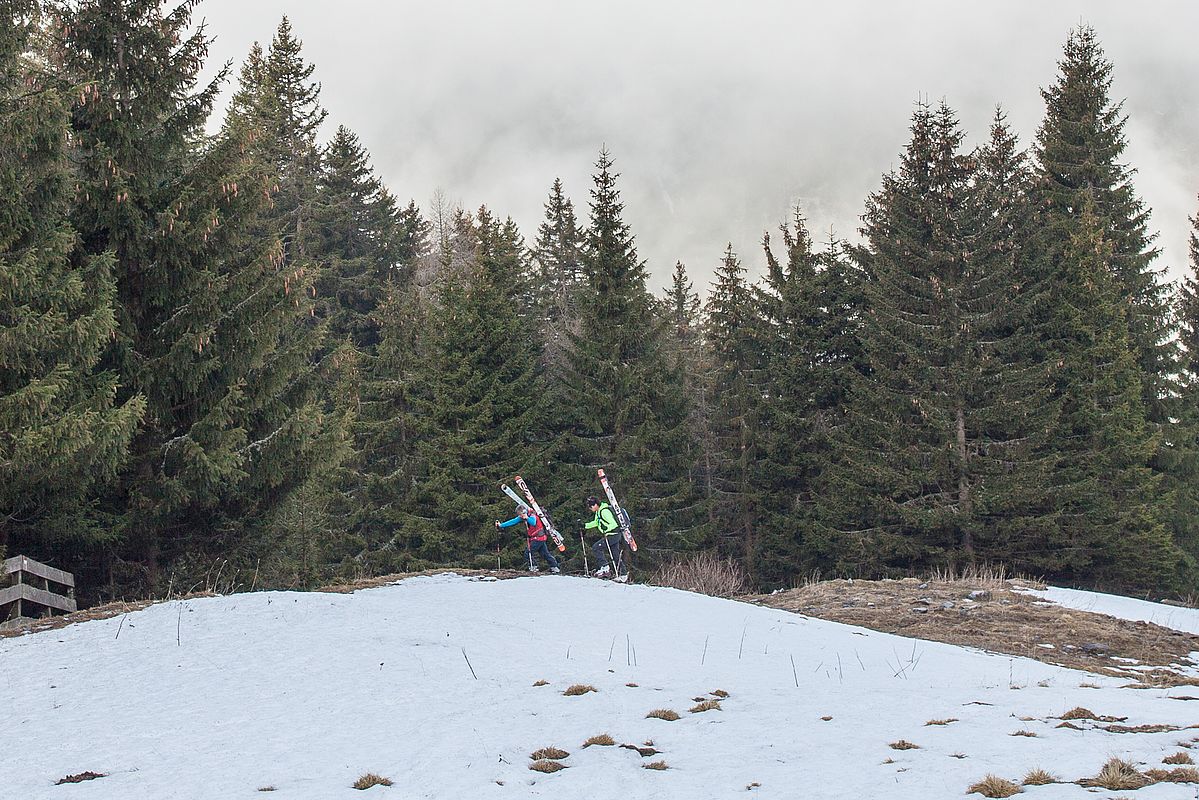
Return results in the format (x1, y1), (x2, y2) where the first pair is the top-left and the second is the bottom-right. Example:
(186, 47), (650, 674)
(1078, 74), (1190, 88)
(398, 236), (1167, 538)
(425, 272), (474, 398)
(580, 531), (589, 574)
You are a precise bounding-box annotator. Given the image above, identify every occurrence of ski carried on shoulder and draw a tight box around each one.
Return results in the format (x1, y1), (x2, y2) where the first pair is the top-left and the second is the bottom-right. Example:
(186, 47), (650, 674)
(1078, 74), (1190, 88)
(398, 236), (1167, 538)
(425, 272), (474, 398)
(513, 475), (566, 552)
(597, 468), (637, 552)
(500, 483), (527, 511)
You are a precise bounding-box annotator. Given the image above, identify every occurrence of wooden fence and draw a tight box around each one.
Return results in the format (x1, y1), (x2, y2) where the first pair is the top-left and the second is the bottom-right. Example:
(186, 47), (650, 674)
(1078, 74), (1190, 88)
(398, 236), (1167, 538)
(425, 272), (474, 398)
(0, 555), (76, 629)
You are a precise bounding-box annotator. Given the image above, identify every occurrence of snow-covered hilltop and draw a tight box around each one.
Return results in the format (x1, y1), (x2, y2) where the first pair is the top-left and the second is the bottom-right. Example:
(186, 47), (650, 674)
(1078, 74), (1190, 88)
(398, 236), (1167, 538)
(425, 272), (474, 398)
(4, 574), (1198, 799)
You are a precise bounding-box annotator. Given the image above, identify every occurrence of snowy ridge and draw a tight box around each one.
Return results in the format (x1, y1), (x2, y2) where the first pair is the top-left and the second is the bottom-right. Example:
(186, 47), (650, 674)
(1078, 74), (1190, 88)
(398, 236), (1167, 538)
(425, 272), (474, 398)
(4, 574), (1199, 799)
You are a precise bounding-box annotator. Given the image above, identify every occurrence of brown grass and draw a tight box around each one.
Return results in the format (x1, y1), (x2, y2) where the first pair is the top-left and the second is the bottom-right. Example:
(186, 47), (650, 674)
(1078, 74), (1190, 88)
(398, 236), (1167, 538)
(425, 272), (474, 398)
(258, 788), (276, 793)
(1103, 723), (1180, 734)
(55, 772), (106, 785)
(752, 576), (1199, 686)
(1059, 707), (1097, 720)
(352, 773), (393, 790)
(889, 740), (920, 750)
(582, 734), (616, 747)
(529, 760), (567, 773)
(643, 760), (669, 770)
(563, 684), (596, 696)
(821, 715), (833, 721)
(689, 699), (721, 713)
(967, 775), (1023, 797)
(1164, 752), (1195, 765)
(710, 689), (730, 698)
(646, 709), (680, 721)
(1010, 730), (1038, 737)
(1079, 758), (1150, 790)
(1055, 721), (1082, 730)
(1144, 767), (1199, 783)
(530, 747), (569, 761)
(925, 718), (958, 726)
(649, 552), (750, 597)
(626, 682), (638, 687)
(1022, 769), (1057, 785)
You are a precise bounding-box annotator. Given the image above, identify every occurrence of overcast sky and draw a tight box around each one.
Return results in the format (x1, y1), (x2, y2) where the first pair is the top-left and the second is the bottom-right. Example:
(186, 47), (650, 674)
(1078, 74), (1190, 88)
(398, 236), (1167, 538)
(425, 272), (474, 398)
(196, 0), (1199, 296)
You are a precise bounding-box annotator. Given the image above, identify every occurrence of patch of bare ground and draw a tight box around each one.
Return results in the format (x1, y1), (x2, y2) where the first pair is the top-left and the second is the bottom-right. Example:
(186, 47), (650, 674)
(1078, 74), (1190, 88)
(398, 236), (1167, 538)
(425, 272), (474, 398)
(317, 568), (529, 593)
(752, 575), (1199, 686)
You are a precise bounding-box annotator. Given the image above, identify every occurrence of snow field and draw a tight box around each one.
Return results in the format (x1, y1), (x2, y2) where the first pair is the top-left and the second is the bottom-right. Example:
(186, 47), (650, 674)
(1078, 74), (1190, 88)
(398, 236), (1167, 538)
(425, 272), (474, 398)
(3, 573), (1198, 799)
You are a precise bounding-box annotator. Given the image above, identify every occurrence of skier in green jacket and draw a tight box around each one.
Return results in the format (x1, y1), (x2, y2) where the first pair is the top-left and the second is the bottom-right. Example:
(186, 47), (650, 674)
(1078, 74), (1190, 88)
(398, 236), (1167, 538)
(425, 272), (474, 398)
(585, 496), (624, 577)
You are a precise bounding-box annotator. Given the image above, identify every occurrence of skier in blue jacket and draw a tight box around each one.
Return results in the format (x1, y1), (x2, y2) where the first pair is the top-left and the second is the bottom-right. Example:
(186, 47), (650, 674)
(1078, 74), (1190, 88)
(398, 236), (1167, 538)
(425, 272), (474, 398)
(496, 507), (560, 573)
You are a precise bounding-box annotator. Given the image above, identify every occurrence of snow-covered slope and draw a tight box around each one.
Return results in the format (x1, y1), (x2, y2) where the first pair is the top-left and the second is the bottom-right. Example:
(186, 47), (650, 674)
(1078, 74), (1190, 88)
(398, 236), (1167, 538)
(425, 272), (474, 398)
(1020, 585), (1199, 636)
(3, 574), (1198, 799)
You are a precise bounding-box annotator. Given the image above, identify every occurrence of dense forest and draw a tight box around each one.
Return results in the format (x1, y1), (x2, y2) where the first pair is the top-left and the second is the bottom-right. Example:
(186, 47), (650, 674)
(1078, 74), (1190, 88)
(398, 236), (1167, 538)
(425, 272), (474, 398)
(4, 0), (1199, 603)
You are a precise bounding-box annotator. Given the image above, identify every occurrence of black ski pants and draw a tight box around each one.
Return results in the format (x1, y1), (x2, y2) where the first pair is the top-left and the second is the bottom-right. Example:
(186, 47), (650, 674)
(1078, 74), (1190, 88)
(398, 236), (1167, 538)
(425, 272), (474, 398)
(592, 534), (625, 572)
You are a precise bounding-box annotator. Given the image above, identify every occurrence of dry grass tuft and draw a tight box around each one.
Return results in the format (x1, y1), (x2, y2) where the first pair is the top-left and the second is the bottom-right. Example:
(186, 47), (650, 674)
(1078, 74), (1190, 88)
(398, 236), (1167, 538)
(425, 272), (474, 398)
(747, 782), (761, 790)
(1144, 767), (1199, 783)
(650, 552), (750, 597)
(1103, 723), (1180, 734)
(967, 774), (1023, 797)
(1059, 706), (1096, 720)
(951, 753), (968, 759)
(821, 715), (833, 721)
(529, 760), (567, 773)
(626, 682), (638, 687)
(258, 788), (276, 793)
(689, 699), (722, 713)
(1079, 758), (1150, 790)
(889, 740), (920, 750)
(582, 733), (616, 747)
(643, 760), (669, 770)
(1022, 769), (1057, 785)
(1055, 721), (1082, 730)
(563, 684), (597, 696)
(532, 679), (549, 687)
(530, 747), (569, 761)
(646, 708), (680, 721)
(55, 772), (107, 785)
(925, 718), (958, 726)
(352, 773), (393, 790)
(711, 689), (730, 698)
(1010, 730), (1038, 737)
(1164, 752), (1195, 765)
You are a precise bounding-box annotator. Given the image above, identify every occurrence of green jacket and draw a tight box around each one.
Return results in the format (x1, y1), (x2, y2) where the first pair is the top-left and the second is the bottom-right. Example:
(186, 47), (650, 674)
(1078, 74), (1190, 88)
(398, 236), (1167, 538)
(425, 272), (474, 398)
(585, 502), (619, 535)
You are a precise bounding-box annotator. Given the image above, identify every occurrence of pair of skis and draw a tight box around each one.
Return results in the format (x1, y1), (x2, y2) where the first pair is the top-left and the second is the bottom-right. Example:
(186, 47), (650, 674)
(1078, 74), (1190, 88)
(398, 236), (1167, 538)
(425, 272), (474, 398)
(500, 476), (565, 552)
(597, 468), (637, 552)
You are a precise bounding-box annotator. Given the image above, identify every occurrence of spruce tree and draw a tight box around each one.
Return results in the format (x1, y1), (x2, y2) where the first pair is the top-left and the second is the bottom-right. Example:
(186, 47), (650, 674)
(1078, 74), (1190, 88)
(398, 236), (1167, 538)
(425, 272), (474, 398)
(662, 261), (716, 551)
(702, 244), (761, 569)
(1035, 195), (1180, 589)
(314, 125), (405, 352)
(1163, 198), (1199, 579)
(1035, 25), (1175, 425)
(57, 0), (328, 592)
(0, 0), (144, 561)
(827, 102), (1057, 576)
(399, 209), (546, 567)
(752, 209), (847, 584)
(531, 177), (584, 342)
(561, 149), (693, 556)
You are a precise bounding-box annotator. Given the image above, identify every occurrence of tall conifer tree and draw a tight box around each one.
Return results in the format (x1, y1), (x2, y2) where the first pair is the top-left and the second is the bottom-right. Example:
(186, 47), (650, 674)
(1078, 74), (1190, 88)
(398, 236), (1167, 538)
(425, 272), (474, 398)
(562, 149), (692, 552)
(399, 210), (545, 567)
(1163, 199), (1199, 577)
(1035, 26), (1175, 425)
(703, 244), (761, 568)
(0, 0), (143, 560)
(56, 0), (327, 592)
